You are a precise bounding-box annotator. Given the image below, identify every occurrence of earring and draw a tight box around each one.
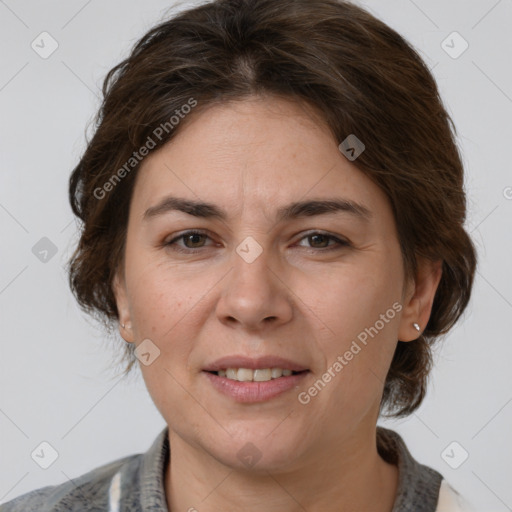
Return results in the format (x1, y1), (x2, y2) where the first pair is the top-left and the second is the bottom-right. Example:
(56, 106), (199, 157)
(413, 322), (421, 332)
(121, 323), (125, 328)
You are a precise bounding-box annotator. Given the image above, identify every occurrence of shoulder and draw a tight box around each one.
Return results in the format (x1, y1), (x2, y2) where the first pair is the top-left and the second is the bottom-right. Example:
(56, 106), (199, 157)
(0, 453), (141, 512)
(376, 427), (475, 512)
(435, 479), (476, 512)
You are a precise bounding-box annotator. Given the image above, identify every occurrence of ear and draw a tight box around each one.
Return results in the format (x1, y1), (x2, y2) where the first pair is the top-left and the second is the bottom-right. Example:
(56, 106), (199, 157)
(113, 269), (134, 343)
(397, 257), (443, 342)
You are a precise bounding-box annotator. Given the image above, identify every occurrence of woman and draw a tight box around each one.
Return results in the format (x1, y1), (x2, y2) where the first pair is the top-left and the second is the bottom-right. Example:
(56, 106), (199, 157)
(1, 0), (477, 510)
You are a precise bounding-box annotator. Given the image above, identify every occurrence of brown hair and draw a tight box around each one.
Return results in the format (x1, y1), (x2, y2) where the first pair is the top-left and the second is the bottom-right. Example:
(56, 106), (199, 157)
(68, 0), (477, 417)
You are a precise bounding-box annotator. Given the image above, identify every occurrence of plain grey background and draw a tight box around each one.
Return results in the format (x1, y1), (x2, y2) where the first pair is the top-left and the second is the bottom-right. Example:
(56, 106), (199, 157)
(1, 0), (511, 509)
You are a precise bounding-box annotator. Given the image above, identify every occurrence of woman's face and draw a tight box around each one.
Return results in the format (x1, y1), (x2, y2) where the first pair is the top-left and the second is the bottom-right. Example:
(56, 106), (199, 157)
(114, 96), (434, 471)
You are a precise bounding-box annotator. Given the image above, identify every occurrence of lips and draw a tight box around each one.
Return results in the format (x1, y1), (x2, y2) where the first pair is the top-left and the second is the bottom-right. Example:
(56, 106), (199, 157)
(204, 371), (309, 402)
(202, 355), (310, 403)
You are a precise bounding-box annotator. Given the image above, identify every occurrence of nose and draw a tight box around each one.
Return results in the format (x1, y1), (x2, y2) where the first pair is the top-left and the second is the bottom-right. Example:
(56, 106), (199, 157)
(215, 244), (294, 332)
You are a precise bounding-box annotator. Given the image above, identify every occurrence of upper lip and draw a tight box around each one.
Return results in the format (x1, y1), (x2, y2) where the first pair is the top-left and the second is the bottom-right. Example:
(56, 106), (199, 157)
(203, 355), (309, 372)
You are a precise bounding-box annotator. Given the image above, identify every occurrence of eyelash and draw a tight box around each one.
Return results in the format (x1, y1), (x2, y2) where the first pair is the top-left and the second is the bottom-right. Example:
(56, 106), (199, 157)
(164, 230), (350, 254)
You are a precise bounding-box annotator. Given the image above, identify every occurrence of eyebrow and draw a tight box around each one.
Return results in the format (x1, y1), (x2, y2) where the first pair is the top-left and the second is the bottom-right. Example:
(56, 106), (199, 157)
(143, 196), (372, 223)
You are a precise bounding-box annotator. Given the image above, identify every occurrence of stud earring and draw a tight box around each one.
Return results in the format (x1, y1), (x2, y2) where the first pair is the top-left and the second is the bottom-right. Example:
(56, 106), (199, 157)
(413, 322), (421, 332)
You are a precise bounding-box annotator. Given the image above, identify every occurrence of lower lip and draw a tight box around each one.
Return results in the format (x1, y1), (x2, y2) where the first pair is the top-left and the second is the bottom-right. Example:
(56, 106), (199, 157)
(203, 371), (309, 403)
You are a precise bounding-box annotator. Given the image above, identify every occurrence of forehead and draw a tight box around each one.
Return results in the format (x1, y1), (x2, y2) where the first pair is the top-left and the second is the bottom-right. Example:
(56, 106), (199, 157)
(130, 96), (389, 221)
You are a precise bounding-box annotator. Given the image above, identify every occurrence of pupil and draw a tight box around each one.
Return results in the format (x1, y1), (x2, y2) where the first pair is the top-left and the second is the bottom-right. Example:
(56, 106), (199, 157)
(186, 234), (204, 247)
(310, 234), (328, 248)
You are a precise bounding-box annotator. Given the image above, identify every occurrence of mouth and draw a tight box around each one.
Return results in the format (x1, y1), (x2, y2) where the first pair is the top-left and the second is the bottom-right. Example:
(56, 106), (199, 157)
(202, 355), (310, 402)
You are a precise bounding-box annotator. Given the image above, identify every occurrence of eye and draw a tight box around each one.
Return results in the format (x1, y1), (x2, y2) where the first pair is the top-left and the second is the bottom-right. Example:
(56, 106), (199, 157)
(165, 230), (214, 253)
(295, 231), (350, 251)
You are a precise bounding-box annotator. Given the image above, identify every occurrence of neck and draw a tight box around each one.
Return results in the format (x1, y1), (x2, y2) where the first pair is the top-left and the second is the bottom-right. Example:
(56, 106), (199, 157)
(164, 425), (399, 512)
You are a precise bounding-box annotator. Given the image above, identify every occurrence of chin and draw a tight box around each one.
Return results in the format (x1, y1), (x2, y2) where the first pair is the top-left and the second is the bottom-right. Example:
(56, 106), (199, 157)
(203, 427), (304, 473)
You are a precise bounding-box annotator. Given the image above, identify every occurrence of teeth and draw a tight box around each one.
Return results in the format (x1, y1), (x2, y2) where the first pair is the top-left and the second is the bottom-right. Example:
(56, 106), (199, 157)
(226, 368), (238, 380)
(216, 367), (300, 382)
(237, 368), (253, 381)
(271, 368), (282, 378)
(253, 369), (272, 381)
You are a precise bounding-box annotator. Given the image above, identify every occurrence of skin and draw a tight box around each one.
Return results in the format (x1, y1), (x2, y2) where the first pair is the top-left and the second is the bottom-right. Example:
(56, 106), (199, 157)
(113, 95), (442, 512)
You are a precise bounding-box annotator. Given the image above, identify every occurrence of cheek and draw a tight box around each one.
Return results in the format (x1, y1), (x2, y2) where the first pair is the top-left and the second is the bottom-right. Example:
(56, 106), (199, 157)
(126, 264), (203, 417)
(304, 263), (401, 404)
(306, 264), (401, 340)
(126, 255), (203, 336)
